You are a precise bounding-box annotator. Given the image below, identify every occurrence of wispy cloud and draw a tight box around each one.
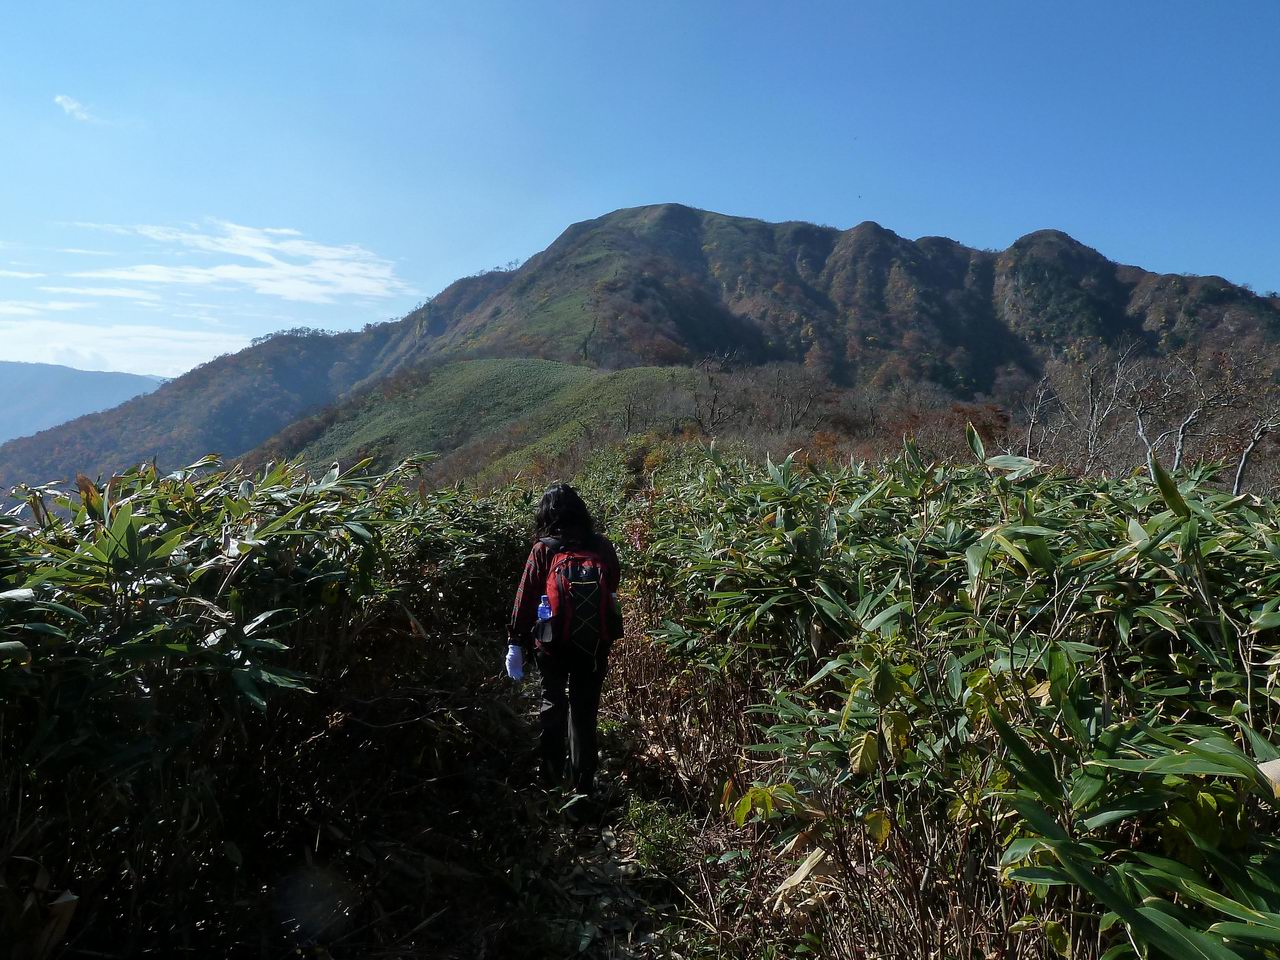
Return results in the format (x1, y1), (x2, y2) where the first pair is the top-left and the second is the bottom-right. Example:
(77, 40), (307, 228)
(0, 300), (96, 317)
(38, 285), (161, 301)
(0, 220), (417, 378)
(53, 94), (96, 123)
(0, 319), (248, 377)
(72, 220), (414, 304)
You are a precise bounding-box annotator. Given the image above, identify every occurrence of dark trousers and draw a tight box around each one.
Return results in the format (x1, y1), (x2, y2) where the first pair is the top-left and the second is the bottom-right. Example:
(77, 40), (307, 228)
(536, 648), (608, 794)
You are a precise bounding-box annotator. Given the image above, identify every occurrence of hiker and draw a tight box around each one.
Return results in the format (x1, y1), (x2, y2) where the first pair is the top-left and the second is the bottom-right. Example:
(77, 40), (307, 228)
(506, 483), (622, 796)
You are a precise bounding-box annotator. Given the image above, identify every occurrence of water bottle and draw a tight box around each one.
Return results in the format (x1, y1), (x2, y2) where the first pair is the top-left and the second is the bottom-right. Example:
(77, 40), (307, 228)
(537, 595), (553, 621)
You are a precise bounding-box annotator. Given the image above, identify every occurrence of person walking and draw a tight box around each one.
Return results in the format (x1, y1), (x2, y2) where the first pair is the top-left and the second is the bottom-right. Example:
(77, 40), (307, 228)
(506, 483), (622, 797)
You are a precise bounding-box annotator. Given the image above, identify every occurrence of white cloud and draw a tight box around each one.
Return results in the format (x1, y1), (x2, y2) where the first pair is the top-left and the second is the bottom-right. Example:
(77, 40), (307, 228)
(0, 220), (417, 377)
(38, 285), (161, 301)
(53, 94), (95, 122)
(0, 300), (96, 316)
(73, 220), (414, 304)
(0, 319), (248, 377)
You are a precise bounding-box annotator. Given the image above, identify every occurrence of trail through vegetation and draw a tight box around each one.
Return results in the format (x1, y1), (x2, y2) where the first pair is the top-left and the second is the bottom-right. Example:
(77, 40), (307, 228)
(7, 437), (1280, 958)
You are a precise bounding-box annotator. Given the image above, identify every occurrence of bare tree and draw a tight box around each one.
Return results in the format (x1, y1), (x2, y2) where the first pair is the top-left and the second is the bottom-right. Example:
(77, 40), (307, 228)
(1225, 355), (1280, 495)
(1232, 411), (1280, 495)
(1017, 376), (1057, 458)
(767, 368), (826, 432)
(1053, 347), (1135, 474)
(1121, 353), (1233, 476)
(692, 354), (743, 436)
(622, 393), (640, 434)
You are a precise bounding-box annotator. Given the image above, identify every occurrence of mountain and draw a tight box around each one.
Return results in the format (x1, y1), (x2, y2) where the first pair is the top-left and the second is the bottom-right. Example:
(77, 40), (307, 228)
(403, 206), (1280, 386)
(0, 361), (163, 446)
(2, 204), (1278, 489)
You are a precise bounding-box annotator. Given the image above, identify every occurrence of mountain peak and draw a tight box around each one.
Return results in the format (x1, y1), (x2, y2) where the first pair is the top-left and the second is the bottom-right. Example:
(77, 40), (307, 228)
(1009, 228), (1103, 258)
(849, 219), (893, 235)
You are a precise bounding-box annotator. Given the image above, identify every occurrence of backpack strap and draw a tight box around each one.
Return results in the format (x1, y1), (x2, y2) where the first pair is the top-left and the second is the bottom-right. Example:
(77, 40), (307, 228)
(539, 537), (563, 578)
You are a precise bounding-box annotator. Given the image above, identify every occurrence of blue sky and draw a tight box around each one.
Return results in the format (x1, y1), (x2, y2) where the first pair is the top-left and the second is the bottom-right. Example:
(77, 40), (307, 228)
(1, 1), (1277, 376)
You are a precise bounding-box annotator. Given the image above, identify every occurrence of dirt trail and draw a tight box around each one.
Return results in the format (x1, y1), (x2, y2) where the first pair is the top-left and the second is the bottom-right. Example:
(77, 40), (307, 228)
(497, 680), (677, 959)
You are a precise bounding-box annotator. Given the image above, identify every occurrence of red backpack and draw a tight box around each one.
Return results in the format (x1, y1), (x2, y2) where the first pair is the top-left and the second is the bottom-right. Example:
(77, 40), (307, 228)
(537, 537), (620, 662)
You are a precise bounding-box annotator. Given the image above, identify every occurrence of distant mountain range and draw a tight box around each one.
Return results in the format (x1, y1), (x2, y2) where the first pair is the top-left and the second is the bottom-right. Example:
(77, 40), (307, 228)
(0, 361), (163, 447)
(1, 203), (1278, 489)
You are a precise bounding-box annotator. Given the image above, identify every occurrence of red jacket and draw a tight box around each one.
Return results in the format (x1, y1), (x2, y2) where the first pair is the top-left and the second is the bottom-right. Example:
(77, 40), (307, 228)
(508, 533), (620, 651)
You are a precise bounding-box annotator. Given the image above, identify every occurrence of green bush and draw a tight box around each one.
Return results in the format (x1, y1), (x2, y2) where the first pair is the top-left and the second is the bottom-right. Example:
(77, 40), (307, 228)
(619, 442), (1280, 959)
(0, 457), (537, 956)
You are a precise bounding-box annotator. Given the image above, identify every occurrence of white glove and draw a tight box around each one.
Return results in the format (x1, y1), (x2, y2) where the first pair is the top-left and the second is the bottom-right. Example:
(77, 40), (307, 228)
(505, 644), (525, 681)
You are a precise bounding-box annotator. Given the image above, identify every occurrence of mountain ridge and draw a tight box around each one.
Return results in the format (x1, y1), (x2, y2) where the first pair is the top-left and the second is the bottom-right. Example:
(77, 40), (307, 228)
(2, 203), (1277, 489)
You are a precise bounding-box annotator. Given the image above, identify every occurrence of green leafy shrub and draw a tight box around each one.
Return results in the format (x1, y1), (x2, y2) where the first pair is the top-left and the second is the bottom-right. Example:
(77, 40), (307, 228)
(1, 456), (540, 956)
(617, 444), (1280, 960)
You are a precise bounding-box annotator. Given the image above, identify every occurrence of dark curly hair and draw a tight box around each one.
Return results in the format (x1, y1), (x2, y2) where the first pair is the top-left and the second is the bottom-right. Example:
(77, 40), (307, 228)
(534, 482), (594, 543)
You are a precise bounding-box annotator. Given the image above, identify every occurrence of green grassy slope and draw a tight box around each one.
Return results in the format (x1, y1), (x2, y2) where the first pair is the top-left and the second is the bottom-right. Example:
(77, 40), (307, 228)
(459, 364), (696, 481)
(270, 358), (694, 477)
(292, 358), (593, 467)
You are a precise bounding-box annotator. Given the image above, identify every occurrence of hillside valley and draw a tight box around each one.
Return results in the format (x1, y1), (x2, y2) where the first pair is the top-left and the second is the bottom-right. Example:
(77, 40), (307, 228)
(2, 203), (1279, 489)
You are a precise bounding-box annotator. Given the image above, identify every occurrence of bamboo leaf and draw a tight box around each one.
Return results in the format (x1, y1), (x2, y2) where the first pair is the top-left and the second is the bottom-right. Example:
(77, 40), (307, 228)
(1151, 456), (1190, 519)
(967, 422), (986, 462)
